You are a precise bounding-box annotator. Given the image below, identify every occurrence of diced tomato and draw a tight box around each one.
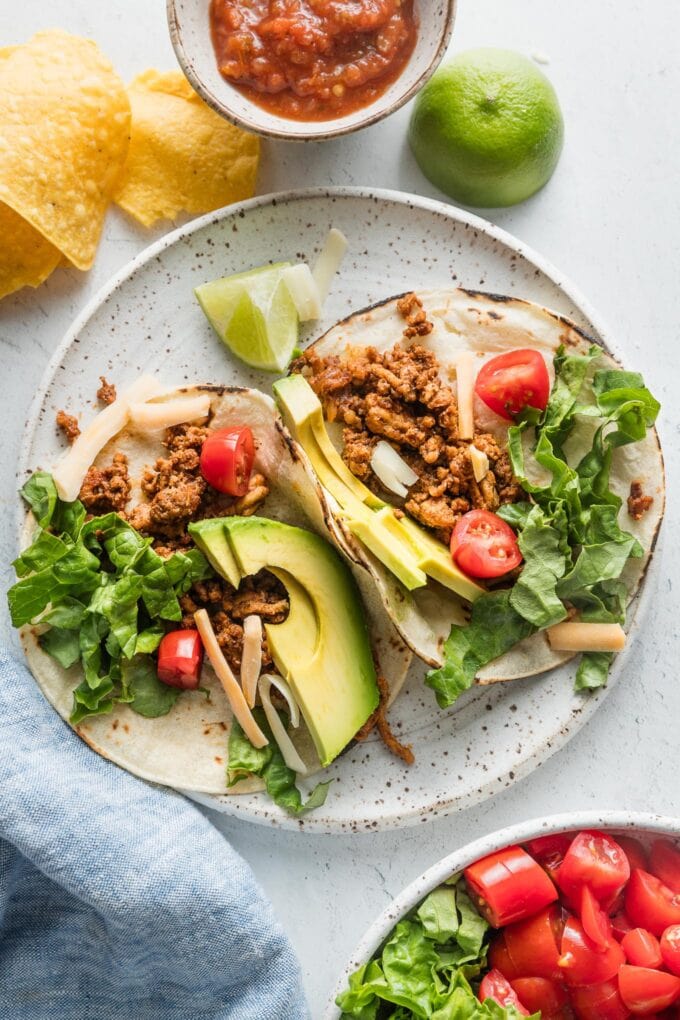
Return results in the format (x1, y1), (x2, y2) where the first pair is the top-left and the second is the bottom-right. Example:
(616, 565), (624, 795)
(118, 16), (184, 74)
(475, 348), (551, 420)
(489, 934), (520, 980)
(558, 831), (631, 909)
(618, 964), (680, 1014)
(571, 978), (631, 1020)
(625, 870), (680, 937)
(558, 916), (625, 986)
(199, 426), (255, 496)
(661, 926), (680, 976)
(616, 836), (650, 876)
(651, 842), (680, 895)
(622, 928), (663, 969)
(450, 509), (522, 580)
(157, 629), (204, 689)
(510, 976), (569, 1017)
(581, 885), (614, 951)
(612, 912), (636, 941)
(526, 834), (573, 883)
(479, 969), (530, 1015)
(502, 905), (565, 981)
(464, 845), (558, 927)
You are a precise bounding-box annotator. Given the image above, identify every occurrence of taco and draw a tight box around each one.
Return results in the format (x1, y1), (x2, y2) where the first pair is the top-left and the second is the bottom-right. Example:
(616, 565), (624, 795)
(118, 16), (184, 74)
(9, 383), (412, 812)
(273, 287), (663, 703)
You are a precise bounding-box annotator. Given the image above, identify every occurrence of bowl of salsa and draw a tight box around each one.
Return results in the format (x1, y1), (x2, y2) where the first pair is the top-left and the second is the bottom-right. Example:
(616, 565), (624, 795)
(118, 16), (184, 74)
(167, 0), (457, 140)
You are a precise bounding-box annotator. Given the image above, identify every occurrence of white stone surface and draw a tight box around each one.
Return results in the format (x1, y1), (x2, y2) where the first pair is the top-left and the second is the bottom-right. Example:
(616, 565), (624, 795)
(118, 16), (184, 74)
(1, 1), (678, 1015)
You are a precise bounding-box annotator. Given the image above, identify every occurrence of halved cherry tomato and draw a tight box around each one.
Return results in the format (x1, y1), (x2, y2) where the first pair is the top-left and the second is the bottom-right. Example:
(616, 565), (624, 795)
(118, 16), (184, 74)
(475, 348), (551, 420)
(450, 509), (522, 580)
(157, 629), (204, 689)
(464, 844), (558, 927)
(501, 905), (565, 981)
(199, 426), (255, 496)
(651, 841), (680, 894)
(622, 928), (663, 969)
(558, 831), (631, 909)
(526, 834), (573, 883)
(510, 977), (569, 1017)
(661, 925), (680, 976)
(618, 964), (680, 1014)
(612, 912), (636, 941)
(625, 870), (680, 937)
(616, 836), (650, 876)
(558, 917), (625, 986)
(571, 978), (631, 1020)
(581, 885), (614, 951)
(479, 969), (530, 1015)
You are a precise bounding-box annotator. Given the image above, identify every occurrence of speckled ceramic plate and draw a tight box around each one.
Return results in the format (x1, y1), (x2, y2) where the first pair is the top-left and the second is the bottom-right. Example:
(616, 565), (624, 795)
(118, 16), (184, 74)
(18, 188), (659, 834)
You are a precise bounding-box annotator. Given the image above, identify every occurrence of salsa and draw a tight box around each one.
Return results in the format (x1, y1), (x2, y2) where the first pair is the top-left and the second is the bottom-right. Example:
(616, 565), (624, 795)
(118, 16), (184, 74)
(210, 0), (418, 122)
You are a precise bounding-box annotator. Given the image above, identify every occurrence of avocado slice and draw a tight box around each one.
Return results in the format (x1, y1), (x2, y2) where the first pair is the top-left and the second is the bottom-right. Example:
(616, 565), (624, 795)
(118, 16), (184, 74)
(188, 518), (241, 587)
(212, 516), (379, 767)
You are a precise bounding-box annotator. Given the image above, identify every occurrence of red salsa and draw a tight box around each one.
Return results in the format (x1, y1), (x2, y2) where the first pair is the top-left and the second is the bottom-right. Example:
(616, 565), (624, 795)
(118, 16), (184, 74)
(210, 0), (418, 122)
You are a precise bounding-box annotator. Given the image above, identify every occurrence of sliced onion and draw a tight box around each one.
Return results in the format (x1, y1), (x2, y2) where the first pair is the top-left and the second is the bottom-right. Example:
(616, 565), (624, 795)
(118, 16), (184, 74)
(469, 444), (490, 482)
(370, 440), (419, 498)
(259, 673), (307, 775)
(281, 263), (322, 321)
(312, 227), (348, 304)
(240, 615), (262, 709)
(129, 393), (211, 430)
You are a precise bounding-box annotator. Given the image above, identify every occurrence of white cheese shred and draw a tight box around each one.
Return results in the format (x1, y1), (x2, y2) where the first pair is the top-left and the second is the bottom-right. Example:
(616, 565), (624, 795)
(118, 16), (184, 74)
(456, 352), (476, 440)
(240, 615), (263, 709)
(469, 444), (490, 483)
(258, 674), (307, 775)
(370, 440), (419, 498)
(129, 394), (211, 430)
(281, 264), (323, 321)
(312, 227), (348, 304)
(547, 621), (626, 653)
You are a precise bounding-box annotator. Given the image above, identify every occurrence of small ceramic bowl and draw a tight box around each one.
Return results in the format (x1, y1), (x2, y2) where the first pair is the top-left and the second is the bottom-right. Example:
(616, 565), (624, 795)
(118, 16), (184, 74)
(324, 810), (680, 1018)
(167, 1), (457, 141)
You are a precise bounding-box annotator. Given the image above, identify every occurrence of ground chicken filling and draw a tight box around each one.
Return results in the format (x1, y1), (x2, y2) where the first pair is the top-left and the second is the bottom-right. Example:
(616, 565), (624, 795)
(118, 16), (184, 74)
(293, 330), (523, 545)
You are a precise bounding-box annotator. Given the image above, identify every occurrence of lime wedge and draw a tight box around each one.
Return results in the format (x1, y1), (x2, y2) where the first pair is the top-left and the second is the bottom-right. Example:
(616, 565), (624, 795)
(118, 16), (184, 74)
(195, 262), (299, 373)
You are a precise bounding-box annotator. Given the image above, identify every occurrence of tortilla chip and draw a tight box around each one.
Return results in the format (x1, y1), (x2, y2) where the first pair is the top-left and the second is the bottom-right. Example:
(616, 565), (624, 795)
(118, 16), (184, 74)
(113, 70), (260, 227)
(0, 30), (130, 276)
(0, 202), (62, 300)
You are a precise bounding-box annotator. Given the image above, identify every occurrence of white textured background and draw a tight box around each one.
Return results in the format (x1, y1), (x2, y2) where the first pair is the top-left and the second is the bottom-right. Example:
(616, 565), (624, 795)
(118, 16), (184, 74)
(1, 2), (678, 1015)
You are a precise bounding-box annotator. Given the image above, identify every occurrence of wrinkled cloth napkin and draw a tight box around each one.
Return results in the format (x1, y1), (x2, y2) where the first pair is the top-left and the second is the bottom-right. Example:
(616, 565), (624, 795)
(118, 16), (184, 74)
(0, 645), (309, 1020)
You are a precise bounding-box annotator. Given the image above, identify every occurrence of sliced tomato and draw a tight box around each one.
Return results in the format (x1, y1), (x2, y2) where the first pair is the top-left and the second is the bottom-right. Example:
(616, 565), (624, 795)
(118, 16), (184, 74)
(156, 629), (203, 689)
(475, 348), (551, 420)
(489, 934), (520, 980)
(509, 976), (569, 1017)
(558, 830), (631, 909)
(571, 978), (631, 1020)
(616, 836), (650, 876)
(479, 969), (530, 1015)
(618, 964), (680, 1014)
(199, 426), (255, 496)
(581, 885), (614, 951)
(651, 841), (680, 895)
(502, 905), (565, 981)
(622, 928), (663, 969)
(612, 912), (636, 941)
(625, 870), (680, 937)
(526, 834), (573, 883)
(450, 509), (522, 580)
(464, 844), (558, 927)
(661, 926), (680, 976)
(558, 916), (625, 986)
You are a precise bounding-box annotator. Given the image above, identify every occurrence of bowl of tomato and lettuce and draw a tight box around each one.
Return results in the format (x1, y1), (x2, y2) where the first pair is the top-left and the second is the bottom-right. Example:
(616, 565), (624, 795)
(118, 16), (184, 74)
(329, 812), (680, 1020)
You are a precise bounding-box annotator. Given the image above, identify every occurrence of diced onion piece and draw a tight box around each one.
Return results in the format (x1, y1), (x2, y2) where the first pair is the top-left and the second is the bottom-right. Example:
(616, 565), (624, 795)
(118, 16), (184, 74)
(456, 351), (476, 440)
(129, 393), (211, 430)
(259, 674), (307, 775)
(312, 227), (348, 304)
(281, 264), (322, 321)
(469, 444), (490, 483)
(194, 609), (268, 748)
(240, 615), (262, 709)
(52, 374), (163, 502)
(370, 440), (419, 498)
(547, 621), (626, 652)
(262, 672), (300, 729)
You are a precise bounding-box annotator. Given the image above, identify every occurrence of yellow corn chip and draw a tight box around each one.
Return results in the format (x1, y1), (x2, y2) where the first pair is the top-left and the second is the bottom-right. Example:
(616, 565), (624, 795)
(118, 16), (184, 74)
(0, 30), (130, 275)
(0, 202), (62, 300)
(113, 70), (260, 227)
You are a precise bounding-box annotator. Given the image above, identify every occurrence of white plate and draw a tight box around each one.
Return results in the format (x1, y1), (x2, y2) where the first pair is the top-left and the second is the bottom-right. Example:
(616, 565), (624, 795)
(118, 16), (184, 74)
(18, 187), (657, 834)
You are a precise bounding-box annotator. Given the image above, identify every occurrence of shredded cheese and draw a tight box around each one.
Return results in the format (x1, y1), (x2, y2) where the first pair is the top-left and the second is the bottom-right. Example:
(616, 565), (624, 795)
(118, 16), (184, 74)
(547, 621), (626, 653)
(259, 674), (307, 775)
(240, 615), (262, 709)
(129, 393), (211, 430)
(281, 263), (322, 321)
(370, 440), (419, 498)
(52, 374), (163, 502)
(312, 227), (348, 304)
(455, 352), (476, 440)
(469, 445), (490, 483)
(194, 609), (268, 748)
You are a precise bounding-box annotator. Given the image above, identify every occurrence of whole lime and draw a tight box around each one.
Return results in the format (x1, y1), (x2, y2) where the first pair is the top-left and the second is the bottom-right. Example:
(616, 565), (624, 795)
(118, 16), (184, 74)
(409, 48), (564, 208)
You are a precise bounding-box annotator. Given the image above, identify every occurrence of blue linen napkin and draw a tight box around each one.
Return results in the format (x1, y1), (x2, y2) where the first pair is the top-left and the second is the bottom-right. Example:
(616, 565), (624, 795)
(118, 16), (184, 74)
(0, 645), (310, 1020)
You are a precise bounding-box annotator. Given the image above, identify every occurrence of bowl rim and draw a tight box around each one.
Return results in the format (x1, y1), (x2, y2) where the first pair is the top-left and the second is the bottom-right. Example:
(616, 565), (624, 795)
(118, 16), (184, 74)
(166, 0), (458, 141)
(323, 809), (680, 1018)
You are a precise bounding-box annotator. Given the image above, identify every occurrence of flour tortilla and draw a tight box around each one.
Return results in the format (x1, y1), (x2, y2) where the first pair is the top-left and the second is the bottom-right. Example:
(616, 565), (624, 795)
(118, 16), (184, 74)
(20, 387), (412, 794)
(303, 288), (665, 677)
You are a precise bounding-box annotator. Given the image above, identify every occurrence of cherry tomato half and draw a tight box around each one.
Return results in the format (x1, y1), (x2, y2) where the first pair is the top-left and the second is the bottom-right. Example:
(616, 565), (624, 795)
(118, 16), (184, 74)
(661, 926), (680, 976)
(571, 978), (631, 1020)
(558, 916), (625, 986)
(651, 841), (680, 895)
(558, 830), (631, 909)
(450, 509), (522, 580)
(616, 836), (650, 876)
(581, 885), (614, 951)
(464, 845), (558, 927)
(200, 426), (255, 496)
(625, 870), (680, 937)
(500, 905), (565, 981)
(475, 348), (551, 420)
(157, 629), (204, 690)
(479, 969), (530, 1015)
(618, 964), (680, 1015)
(525, 834), (574, 880)
(510, 977), (569, 1018)
(622, 928), (663, 969)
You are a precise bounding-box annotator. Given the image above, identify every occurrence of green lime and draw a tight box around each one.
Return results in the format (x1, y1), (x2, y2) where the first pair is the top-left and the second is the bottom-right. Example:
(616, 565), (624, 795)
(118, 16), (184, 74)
(195, 262), (299, 372)
(409, 48), (564, 208)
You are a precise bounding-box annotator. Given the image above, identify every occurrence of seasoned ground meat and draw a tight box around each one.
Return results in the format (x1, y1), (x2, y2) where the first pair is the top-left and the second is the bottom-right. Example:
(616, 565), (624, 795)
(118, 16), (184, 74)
(56, 410), (80, 443)
(397, 291), (433, 339)
(180, 571), (289, 671)
(628, 480), (653, 521)
(296, 339), (522, 543)
(79, 452), (130, 514)
(96, 376), (116, 405)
